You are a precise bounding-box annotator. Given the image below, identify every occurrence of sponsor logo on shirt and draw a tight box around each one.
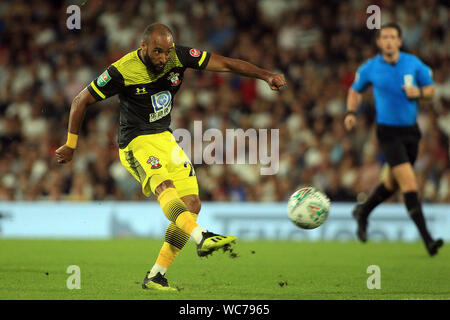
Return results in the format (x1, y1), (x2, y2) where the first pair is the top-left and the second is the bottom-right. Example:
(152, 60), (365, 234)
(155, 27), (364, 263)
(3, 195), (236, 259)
(135, 87), (148, 95)
(150, 91), (172, 122)
(97, 70), (111, 87)
(189, 48), (200, 57)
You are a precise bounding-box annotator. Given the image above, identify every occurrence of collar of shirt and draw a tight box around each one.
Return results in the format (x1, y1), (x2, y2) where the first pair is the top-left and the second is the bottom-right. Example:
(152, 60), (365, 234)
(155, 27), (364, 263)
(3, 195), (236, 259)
(377, 51), (403, 66)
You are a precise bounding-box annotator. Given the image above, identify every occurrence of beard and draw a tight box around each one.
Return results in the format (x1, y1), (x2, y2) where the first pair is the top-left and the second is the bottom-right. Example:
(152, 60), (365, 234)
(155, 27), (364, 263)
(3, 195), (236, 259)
(142, 49), (164, 74)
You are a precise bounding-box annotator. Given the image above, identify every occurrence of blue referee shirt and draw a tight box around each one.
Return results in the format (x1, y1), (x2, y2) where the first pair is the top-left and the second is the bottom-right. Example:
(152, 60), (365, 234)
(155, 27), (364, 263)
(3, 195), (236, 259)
(351, 52), (434, 126)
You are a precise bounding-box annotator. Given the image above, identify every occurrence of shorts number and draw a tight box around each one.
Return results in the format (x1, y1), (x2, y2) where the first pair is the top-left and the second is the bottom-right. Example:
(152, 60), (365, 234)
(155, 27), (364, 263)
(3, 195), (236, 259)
(184, 161), (195, 177)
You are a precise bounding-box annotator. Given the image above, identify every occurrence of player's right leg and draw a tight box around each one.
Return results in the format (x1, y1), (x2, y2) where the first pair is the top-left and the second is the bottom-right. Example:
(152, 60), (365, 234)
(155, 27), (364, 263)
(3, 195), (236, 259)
(353, 164), (397, 242)
(151, 177), (236, 257)
(164, 132), (236, 257)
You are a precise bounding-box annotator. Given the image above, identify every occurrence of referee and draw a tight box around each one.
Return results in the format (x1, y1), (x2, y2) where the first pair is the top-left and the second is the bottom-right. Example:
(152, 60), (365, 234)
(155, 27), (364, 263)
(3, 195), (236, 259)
(344, 23), (443, 256)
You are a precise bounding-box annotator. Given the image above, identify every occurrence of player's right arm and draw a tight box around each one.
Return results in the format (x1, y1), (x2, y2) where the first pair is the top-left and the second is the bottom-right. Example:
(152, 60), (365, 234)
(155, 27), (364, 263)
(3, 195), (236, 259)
(345, 61), (371, 131)
(55, 88), (96, 164)
(344, 89), (363, 131)
(56, 66), (124, 164)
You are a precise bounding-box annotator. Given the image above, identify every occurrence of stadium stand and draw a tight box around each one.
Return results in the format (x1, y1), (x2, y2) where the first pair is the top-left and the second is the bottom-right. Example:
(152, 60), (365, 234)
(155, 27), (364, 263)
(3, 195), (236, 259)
(0, 0), (448, 202)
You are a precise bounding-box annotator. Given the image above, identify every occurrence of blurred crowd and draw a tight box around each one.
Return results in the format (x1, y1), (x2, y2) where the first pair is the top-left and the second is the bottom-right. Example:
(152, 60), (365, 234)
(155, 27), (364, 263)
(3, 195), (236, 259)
(0, 0), (449, 203)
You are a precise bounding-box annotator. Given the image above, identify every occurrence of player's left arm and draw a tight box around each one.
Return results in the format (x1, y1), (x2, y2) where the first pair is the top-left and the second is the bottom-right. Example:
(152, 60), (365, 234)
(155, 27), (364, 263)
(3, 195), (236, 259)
(402, 84), (435, 100)
(205, 53), (286, 90)
(176, 45), (285, 90)
(402, 59), (435, 100)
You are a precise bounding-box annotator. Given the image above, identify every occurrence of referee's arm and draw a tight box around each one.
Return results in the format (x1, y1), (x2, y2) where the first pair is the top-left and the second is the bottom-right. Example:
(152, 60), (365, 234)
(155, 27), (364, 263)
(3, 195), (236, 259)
(344, 88), (362, 131)
(402, 84), (435, 100)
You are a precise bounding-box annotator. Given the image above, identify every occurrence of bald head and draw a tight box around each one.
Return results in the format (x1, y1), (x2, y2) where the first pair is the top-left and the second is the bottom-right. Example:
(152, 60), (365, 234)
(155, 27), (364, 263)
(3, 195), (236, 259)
(142, 23), (173, 43)
(140, 23), (174, 73)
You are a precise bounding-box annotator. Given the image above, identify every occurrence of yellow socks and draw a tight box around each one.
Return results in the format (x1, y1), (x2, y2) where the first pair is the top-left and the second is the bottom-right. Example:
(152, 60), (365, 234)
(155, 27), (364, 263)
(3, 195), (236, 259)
(155, 242), (180, 269)
(149, 188), (206, 279)
(157, 188), (202, 236)
(149, 212), (199, 278)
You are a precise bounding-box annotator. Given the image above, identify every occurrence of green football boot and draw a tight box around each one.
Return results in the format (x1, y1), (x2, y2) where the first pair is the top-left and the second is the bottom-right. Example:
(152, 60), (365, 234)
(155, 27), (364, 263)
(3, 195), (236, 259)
(197, 231), (237, 257)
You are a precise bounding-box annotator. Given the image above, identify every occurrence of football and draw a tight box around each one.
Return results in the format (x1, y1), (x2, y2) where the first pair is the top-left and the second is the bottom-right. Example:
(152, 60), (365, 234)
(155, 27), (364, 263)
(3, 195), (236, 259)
(287, 187), (330, 229)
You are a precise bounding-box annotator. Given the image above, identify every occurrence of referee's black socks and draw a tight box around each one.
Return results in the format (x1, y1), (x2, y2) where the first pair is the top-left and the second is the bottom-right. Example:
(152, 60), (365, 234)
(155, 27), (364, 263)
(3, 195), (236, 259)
(360, 183), (395, 217)
(403, 191), (433, 244)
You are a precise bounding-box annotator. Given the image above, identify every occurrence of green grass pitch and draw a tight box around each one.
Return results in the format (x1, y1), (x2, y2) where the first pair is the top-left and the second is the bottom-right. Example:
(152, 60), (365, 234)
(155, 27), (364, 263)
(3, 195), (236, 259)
(0, 239), (448, 300)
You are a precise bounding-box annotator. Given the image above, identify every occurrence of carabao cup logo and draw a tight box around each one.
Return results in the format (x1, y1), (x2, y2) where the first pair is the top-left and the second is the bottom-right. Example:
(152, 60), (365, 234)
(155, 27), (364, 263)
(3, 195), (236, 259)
(308, 202), (328, 223)
(293, 187), (313, 203)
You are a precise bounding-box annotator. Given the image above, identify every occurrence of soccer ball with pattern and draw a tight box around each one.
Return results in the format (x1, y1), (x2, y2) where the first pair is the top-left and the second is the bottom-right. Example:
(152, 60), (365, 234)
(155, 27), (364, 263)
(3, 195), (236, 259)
(287, 187), (330, 229)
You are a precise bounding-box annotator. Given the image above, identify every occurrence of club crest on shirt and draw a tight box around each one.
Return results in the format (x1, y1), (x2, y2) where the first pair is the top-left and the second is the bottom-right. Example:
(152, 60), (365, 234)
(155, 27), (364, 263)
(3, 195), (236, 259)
(167, 72), (180, 86)
(147, 156), (162, 169)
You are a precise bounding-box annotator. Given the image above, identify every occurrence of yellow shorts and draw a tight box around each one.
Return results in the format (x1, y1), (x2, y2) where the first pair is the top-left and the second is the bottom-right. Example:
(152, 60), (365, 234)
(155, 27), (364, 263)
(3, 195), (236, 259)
(118, 131), (198, 198)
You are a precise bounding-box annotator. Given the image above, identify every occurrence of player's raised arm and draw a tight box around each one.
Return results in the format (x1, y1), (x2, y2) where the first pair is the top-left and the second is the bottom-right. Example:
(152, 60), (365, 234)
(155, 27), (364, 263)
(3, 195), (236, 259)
(205, 53), (286, 91)
(55, 88), (97, 164)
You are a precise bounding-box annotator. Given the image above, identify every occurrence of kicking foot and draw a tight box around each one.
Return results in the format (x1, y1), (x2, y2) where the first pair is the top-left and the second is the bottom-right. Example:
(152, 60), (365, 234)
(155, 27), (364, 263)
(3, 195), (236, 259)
(197, 231), (237, 257)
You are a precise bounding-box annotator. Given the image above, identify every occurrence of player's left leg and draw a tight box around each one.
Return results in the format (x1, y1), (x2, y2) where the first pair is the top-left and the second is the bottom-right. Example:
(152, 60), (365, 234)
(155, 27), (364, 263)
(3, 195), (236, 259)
(157, 195), (201, 271)
(400, 133), (443, 256)
(392, 162), (443, 256)
(146, 194), (200, 285)
(143, 136), (236, 290)
(353, 164), (398, 241)
(143, 177), (236, 290)
(353, 126), (404, 242)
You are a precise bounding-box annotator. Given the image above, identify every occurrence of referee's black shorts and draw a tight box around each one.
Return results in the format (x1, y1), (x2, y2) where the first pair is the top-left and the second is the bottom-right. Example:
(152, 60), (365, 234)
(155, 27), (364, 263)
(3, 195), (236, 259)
(376, 124), (421, 167)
